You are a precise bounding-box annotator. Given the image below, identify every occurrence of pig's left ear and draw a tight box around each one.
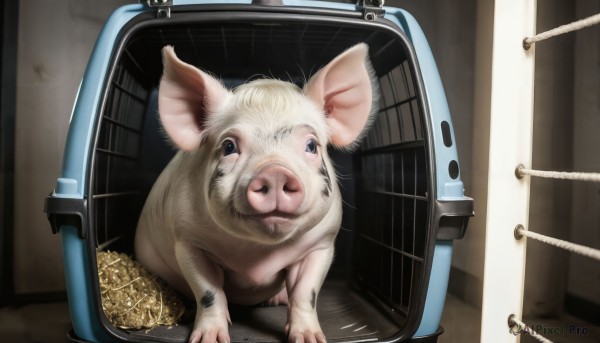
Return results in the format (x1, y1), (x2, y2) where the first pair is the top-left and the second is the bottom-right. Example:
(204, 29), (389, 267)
(304, 43), (379, 150)
(159, 46), (232, 151)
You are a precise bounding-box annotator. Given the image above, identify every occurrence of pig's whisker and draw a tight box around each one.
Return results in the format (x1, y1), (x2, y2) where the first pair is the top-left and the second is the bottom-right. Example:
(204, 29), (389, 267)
(296, 65), (308, 86)
(339, 225), (352, 232)
(341, 199), (356, 210)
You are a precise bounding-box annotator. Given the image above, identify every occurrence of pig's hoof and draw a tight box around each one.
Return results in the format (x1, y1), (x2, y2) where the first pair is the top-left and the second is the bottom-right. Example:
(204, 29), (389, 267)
(188, 326), (230, 343)
(286, 309), (325, 343)
(288, 331), (327, 343)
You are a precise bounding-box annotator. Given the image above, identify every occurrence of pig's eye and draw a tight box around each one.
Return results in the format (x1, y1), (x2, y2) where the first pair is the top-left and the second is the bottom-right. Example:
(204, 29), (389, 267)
(305, 139), (318, 154)
(222, 139), (238, 156)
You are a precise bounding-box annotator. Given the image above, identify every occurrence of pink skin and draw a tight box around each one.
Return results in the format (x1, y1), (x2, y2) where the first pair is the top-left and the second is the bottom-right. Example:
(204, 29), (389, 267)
(246, 164), (305, 218)
(134, 43), (377, 343)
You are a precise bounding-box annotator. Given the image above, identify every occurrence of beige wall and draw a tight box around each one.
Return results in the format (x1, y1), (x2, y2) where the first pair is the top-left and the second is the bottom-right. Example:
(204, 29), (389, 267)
(451, 0), (494, 308)
(14, 0), (131, 294)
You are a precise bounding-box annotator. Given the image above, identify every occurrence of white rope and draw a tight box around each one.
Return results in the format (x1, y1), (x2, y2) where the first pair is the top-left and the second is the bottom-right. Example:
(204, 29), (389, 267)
(523, 12), (600, 49)
(517, 165), (600, 182)
(509, 316), (554, 343)
(515, 226), (600, 262)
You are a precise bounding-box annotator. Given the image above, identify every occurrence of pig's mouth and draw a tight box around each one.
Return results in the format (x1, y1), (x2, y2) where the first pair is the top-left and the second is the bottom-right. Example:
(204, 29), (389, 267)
(236, 210), (300, 236)
(247, 211), (297, 225)
(254, 211), (297, 223)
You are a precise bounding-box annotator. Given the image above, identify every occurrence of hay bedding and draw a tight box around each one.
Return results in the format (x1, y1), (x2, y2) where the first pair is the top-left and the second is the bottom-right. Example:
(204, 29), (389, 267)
(97, 250), (185, 330)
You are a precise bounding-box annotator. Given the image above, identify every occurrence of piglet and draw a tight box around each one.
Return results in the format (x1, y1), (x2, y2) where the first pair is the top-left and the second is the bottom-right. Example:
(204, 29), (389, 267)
(134, 43), (378, 343)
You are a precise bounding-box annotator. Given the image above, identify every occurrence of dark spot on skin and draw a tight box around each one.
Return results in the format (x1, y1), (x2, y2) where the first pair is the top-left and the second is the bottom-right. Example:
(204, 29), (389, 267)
(208, 167), (224, 198)
(200, 290), (216, 308)
(272, 126), (293, 141)
(226, 195), (237, 218)
(319, 157), (332, 198)
(311, 289), (317, 309)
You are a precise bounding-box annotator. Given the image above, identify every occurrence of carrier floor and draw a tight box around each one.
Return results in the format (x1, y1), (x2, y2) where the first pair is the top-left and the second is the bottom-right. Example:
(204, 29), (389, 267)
(126, 279), (400, 342)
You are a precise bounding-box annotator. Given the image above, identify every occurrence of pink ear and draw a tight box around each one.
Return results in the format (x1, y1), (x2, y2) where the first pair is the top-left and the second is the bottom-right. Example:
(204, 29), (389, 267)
(304, 43), (378, 149)
(159, 46), (231, 151)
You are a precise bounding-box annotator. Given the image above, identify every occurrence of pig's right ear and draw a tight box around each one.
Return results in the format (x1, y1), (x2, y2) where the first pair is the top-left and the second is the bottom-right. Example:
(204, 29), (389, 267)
(303, 43), (378, 151)
(159, 46), (232, 151)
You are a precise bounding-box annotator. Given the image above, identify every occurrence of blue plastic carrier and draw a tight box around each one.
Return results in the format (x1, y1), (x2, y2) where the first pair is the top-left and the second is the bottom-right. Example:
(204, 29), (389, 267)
(45, 1), (473, 342)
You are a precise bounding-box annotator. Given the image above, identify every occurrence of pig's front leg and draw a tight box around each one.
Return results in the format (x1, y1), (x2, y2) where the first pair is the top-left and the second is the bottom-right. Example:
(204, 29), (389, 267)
(286, 246), (334, 343)
(175, 242), (230, 343)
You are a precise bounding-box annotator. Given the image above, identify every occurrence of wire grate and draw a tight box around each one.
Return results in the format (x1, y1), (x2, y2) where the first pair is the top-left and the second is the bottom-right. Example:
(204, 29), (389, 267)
(355, 57), (429, 326)
(93, 58), (150, 249)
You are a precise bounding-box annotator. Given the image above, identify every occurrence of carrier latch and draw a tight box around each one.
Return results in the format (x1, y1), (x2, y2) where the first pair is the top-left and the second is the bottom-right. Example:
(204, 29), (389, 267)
(145, 0), (172, 19)
(356, 0), (385, 21)
(435, 198), (474, 240)
(44, 195), (88, 239)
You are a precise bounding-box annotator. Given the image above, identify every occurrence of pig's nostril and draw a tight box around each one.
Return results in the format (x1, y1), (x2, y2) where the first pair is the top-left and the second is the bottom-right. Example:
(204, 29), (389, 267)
(259, 185), (269, 194)
(283, 185), (297, 193)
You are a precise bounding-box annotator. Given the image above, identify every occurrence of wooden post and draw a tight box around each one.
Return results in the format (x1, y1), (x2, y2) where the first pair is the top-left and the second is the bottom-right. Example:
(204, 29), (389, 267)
(480, 0), (537, 341)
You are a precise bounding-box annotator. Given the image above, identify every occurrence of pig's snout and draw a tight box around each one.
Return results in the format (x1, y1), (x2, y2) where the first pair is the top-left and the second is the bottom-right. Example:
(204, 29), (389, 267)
(247, 165), (304, 215)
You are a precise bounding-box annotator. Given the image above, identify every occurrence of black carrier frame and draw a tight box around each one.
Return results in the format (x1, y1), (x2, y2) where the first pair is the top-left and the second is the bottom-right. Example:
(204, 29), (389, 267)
(72, 4), (467, 343)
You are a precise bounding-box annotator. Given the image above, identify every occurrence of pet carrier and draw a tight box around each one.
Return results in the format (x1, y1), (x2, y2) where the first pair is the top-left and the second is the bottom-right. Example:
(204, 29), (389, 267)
(45, 1), (473, 342)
